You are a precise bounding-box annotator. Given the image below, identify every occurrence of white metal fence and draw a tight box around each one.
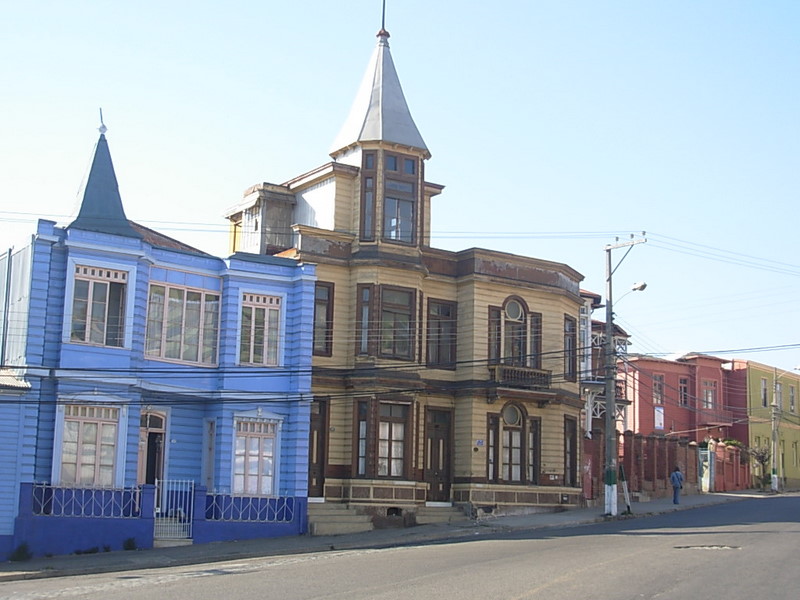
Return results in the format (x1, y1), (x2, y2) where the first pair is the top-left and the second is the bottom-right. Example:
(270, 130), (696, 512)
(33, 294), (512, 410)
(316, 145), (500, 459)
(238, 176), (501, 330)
(205, 493), (297, 522)
(32, 483), (141, 518)
(154, 479), (194, 539)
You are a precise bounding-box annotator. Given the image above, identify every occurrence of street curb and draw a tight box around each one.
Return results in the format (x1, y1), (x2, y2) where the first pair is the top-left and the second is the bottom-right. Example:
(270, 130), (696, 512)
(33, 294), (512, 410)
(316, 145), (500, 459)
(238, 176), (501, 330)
(0, 493), (756, 583)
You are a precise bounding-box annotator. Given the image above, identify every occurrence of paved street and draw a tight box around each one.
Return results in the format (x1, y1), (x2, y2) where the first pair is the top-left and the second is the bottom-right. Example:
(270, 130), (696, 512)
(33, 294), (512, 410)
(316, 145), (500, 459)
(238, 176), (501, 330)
(2, 492), (796, 600)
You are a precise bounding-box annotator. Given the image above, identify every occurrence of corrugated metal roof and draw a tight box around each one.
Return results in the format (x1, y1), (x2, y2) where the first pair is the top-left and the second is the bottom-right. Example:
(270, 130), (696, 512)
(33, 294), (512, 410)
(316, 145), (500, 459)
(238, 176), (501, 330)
(330, 29), (428, 157)
(129, 221), (210, 256)
(0, 369), (30, 390)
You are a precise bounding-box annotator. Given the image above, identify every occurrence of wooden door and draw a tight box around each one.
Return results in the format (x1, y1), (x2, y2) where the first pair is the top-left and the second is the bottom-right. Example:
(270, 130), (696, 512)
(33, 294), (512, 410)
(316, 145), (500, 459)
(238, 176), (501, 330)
(564, 417), (578, 487)
(425, 409), (452, 502)
(137, 411), (166, 485)
(308, 399), (327, 497)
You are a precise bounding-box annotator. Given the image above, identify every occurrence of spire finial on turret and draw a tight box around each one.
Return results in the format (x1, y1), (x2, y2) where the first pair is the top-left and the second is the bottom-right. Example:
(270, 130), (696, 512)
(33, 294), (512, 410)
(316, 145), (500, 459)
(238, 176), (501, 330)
(98, 108), (107, 135)
(377, 0), (390, 39)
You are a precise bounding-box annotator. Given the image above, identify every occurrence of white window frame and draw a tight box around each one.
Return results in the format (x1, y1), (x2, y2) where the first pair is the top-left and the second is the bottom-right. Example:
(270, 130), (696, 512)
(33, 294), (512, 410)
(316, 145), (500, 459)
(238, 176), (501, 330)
(377, 403), (408, 477)
(678, 377), (690, 406)
(232, 412), (283, 497)
(652, 374), (665, 404)
(238, 293), (284, 366)
(702, 380), (717, 409)
(63, 258), (136, 349)
(145, 282), (220, 366)
(564, 314), (578, 381)
(51, 396), (129, 487)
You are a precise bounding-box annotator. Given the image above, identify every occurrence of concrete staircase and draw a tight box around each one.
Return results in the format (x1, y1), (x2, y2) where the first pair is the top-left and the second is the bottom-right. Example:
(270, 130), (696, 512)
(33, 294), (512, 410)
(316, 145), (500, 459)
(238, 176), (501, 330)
(415, 505), (471, 525)
(307, 502), (374, 536)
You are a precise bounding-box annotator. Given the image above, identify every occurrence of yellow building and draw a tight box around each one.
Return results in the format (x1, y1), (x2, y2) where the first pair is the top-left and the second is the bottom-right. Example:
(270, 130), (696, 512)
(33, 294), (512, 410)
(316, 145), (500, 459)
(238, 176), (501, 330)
(226, 27), (586, 519)
(730, 360), (800, 489)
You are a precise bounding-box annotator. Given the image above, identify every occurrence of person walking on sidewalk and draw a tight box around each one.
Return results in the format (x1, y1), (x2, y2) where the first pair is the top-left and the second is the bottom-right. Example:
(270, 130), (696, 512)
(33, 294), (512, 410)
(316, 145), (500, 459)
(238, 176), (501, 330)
(670, 466), (684, 504)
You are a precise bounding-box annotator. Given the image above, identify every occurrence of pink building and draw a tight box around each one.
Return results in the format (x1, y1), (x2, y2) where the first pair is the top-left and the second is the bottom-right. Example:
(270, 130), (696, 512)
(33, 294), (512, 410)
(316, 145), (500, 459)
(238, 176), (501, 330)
(621, 354), (743, 443)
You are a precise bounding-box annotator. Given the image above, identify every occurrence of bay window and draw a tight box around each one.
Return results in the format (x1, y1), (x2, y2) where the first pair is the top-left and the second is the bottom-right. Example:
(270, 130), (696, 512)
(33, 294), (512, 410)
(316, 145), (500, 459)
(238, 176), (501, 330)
(489, 298), (541, 368)
(361, 152), (376, 241)
(145, 283), (220, 365)
(382, 152), (417, 244)
(313, 283), (333, 357)
(355, 400), (411, 479)
(70, 265), (126, 347)
(702, 380), (717, 409)
(564, 315), (577, 381)
(240, 294), (281, 366)
(427, 299), (457, 368)
(379, 287), (414, 360)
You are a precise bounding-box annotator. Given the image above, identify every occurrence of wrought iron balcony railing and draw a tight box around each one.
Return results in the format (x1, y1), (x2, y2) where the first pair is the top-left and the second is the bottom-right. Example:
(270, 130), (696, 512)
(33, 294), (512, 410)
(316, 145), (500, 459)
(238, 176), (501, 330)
(488, 364), (551, 389)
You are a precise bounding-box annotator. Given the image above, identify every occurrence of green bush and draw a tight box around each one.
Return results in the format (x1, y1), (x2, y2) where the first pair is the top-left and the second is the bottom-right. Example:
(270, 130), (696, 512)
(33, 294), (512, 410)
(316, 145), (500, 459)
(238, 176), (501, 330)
(123, 537), (137, 551)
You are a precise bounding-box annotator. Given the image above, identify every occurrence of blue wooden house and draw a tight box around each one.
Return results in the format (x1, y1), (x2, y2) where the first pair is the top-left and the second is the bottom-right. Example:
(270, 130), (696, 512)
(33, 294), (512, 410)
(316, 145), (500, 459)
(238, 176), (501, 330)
(0, 128), (315, 558)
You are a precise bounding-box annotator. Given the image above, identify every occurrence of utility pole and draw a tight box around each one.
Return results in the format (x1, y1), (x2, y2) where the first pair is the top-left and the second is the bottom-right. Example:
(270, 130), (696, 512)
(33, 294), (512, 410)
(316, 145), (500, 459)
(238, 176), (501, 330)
(768, 366), (800, 492)
(771, 369), (780, 493)
(604, 234), (646, 516)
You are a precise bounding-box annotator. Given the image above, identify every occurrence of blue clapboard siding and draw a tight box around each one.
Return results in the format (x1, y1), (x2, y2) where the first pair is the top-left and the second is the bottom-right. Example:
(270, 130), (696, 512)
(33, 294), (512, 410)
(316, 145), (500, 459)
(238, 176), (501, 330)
(0, 400), (23, 535)
(279, 400), (312, 496)
(161, 404), (206, 482)
(3, 218), (315, 558)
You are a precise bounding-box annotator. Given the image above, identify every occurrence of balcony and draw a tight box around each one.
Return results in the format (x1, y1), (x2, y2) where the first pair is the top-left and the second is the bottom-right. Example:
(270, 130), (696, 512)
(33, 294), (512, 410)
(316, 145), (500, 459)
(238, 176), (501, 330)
(698, 406), (734, 427)
(488, 364), (551, 389)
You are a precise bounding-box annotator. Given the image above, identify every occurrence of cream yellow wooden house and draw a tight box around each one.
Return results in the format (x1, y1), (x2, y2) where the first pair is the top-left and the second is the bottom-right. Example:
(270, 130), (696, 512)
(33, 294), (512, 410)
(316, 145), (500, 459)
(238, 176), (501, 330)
(225, 28), (586, 517)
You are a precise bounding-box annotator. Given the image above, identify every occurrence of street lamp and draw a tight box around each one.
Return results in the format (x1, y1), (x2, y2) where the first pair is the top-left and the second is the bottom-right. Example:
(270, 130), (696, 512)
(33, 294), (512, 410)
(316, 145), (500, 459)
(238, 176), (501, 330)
(771, 366), (800, 493)
(603, 235), (646, 517)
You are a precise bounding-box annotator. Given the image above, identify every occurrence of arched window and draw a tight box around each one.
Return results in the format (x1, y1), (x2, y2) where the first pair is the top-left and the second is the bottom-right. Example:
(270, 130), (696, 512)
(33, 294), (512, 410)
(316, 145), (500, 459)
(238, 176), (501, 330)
(489, 297), (542, 368)
(487, 403), (540, 484)
(503, 299), (526, 367)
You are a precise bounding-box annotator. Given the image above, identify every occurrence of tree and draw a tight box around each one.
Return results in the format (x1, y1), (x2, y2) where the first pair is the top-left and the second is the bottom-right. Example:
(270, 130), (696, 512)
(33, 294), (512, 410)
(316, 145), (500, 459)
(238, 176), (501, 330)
(748, 446), (771, 490)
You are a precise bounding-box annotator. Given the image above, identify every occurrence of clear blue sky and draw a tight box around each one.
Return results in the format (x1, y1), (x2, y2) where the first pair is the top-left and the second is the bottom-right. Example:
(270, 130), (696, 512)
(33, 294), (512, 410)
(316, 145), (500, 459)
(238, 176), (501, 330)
(1, 1), (798, 371)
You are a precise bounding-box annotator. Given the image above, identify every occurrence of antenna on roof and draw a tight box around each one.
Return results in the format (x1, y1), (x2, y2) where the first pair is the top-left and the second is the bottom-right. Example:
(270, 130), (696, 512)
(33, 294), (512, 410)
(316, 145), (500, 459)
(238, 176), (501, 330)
(98, 108), (107, 135)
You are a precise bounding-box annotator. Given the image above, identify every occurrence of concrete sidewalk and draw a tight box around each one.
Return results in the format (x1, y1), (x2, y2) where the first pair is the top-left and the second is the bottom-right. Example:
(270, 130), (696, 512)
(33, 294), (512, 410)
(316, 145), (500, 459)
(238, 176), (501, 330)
(0, 491), (760, 583)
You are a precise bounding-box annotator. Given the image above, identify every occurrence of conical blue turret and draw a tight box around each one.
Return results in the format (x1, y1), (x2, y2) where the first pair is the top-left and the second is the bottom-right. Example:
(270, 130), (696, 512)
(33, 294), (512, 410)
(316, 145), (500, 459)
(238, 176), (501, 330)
(69, 132), (141, 239)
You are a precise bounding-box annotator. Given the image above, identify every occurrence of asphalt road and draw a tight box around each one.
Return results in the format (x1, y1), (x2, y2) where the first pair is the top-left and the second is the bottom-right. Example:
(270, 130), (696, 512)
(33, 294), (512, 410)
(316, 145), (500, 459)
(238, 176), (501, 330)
(3, 495), (797, 600)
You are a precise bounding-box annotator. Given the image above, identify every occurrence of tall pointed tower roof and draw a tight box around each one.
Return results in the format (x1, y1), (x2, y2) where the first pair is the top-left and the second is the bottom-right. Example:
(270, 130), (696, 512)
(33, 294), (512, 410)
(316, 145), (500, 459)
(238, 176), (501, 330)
(69, 128), (141, 239)
(330, 28), (429, 158)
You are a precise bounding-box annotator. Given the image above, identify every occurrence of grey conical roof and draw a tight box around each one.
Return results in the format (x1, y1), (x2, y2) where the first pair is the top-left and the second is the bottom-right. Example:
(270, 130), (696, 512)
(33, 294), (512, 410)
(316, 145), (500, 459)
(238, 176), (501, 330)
(330, 29), (429, 157)
(69, 133), (141, 239)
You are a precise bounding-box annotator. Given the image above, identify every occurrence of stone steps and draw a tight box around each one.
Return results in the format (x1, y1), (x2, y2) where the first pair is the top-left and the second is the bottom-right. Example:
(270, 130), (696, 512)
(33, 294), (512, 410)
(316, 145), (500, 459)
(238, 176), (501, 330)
(307, 503), (374, 536)
(415, 505), (470, 525)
